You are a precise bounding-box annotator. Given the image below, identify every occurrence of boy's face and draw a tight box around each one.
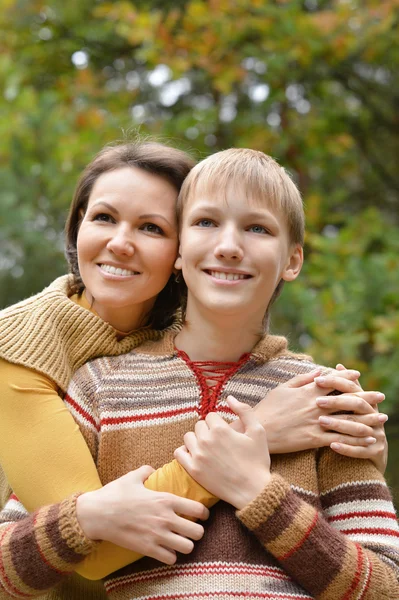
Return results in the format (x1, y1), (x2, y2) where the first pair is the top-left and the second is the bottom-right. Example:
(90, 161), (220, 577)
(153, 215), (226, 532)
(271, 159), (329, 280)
(176, 184), (303, 324)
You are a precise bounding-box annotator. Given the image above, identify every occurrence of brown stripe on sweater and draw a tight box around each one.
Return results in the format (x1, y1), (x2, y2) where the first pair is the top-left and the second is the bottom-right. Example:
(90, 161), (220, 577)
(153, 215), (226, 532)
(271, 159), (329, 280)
(45, 504), (85, 564)
(321, 482), (392, 509)
(10, 510), (71, 591)
(251, 484), (303, 545)
(280, 500), (348, 596)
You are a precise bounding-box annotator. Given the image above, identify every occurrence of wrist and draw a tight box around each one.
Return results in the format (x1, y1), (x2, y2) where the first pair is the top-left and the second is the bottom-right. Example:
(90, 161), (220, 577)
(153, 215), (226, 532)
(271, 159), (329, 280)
(76, 490), (100, 541)
(232, 471), (272, 510)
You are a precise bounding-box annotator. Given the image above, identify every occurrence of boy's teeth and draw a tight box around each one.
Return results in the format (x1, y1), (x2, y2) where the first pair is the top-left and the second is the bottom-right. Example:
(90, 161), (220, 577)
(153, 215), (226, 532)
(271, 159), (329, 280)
(210, 271), (246, 281)
(100, 264), (137, 276)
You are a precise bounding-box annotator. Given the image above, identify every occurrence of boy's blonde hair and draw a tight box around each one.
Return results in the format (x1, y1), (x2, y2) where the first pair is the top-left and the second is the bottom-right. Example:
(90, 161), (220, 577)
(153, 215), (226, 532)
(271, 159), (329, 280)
(177, 148), (305, 247)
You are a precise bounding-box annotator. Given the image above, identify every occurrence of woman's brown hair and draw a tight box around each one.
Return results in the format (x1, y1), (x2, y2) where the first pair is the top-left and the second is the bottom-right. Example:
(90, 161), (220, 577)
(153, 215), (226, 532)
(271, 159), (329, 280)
(65, 140), (195, 330)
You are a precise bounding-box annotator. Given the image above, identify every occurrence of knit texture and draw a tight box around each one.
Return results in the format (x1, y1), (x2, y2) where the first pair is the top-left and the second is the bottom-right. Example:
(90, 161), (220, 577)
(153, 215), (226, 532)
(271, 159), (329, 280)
(1, 331), (398, 598)
(0, 275), (170, 393)
(0, 494), (96, 598)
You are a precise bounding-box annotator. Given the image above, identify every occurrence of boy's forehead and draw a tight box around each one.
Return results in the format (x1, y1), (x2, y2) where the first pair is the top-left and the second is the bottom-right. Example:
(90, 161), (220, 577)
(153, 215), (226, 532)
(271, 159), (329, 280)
(185, 179), (282, 215)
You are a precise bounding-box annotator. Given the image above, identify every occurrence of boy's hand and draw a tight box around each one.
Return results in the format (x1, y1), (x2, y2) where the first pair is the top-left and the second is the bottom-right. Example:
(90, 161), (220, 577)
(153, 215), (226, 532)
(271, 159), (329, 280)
(174, 397), (271, 510)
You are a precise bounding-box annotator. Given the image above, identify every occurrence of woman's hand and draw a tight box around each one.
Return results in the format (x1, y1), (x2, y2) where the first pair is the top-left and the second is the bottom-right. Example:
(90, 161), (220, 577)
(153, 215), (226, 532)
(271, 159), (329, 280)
(175, 397), (271, 510)
(236, 365), (387, 472)
(76, 465), (209, 565)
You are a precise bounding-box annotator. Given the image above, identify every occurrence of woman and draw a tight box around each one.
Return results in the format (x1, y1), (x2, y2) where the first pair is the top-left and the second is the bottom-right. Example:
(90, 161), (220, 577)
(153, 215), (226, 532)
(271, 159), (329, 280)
(0, 142), (388, 598)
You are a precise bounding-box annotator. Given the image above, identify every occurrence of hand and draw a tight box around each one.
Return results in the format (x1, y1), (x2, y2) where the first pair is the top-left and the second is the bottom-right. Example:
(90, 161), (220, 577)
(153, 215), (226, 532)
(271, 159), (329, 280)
(319, 364), (388, 474)
(232, 364), (387, 472)
(175, 397), (271, 510)
(76, 465), (209, 565)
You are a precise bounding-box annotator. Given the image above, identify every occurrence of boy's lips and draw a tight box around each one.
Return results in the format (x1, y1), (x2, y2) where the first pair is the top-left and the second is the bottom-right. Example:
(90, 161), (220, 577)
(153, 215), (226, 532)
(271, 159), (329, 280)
(204, 269), (252, 282)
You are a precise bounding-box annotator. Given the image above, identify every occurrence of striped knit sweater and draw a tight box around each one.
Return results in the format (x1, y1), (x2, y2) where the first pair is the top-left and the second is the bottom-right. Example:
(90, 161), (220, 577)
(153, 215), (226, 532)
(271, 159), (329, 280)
(1, 332), (399, 599)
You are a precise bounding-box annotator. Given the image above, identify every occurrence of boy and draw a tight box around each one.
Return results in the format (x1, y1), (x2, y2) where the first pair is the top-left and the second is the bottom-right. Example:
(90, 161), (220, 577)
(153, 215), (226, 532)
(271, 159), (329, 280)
(2, 149), (397, 599)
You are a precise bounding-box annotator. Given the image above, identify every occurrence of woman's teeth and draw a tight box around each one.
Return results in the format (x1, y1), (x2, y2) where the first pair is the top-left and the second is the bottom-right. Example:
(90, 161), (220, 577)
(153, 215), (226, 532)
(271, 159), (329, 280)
(100, 264), (138, 276)
(209, 271), (248, 281)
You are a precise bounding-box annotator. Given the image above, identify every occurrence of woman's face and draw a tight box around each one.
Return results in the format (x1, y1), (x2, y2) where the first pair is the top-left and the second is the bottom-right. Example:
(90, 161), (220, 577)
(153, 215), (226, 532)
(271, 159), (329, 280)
(77, 166), (179, 332)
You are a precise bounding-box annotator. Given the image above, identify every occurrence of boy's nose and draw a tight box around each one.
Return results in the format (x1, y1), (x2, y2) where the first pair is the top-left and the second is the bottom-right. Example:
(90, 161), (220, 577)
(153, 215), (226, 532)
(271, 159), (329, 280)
(214, 228), (244, 261)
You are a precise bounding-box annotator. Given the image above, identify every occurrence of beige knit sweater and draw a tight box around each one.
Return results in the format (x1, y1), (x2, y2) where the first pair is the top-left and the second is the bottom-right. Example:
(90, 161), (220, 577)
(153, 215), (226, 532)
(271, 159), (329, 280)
(0, 275), (167, 393)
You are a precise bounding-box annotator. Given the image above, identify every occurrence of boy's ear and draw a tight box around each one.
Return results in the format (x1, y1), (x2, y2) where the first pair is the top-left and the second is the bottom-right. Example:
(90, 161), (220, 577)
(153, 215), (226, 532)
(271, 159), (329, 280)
(282, 245), (303, 282)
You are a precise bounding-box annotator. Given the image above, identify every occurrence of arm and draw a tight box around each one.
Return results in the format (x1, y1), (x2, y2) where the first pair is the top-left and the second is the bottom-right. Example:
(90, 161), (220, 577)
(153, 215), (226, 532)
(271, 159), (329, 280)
(0, 360), (211, 581)
(0, 494), (96, 599)
(0, 360), (385, 581)
(175, 398), (399, 599)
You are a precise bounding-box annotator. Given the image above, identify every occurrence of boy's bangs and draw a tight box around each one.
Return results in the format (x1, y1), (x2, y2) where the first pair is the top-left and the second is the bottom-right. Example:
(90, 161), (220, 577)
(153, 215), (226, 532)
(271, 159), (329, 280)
(188, 159), (285, 214)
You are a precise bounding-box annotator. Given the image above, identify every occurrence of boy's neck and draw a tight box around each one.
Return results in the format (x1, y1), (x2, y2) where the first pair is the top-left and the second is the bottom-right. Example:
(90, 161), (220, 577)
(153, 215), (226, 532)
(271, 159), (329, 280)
(175, 303), (264, 363)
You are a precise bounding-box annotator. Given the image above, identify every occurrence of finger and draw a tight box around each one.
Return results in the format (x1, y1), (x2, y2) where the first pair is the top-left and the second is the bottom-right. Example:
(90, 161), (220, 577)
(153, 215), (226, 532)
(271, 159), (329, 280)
(205, 411), (229, 430)
(323, 412), (388, 428)
(160, 532), (195, 555)
(183, 431), (199, 455)
(333, 366), (361, 380)
(226, 396), (263, 435)
(172, 515), (205, 541)
(172, 496), (210, 521)
(149, 545), (177, 565)
(195, 419), (210, 436)
(330, 442), (379, 459)
(319, 415), (375, 439)
(314, 375), (361, 393)
(286, 369), (322, 388)
(174, 445), (192, 471)
(316, 394), (376, 414)
(134, 465), (156, 483)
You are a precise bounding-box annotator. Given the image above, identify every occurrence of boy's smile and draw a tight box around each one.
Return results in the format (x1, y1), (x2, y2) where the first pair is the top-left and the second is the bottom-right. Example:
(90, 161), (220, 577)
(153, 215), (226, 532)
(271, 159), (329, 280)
(176, 185), (303, 329)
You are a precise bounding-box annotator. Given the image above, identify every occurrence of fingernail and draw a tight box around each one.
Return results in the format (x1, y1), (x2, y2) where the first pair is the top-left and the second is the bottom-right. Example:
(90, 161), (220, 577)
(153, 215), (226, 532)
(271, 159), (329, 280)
(315, 376), (326, 384)
(331, 443), (341, 450)
(377, 393), (385, 401)
(365, 437), (377, 445)
(316, 398), (329, 406)
(319, 416), (332, 425)
(378, 413), (388, 422)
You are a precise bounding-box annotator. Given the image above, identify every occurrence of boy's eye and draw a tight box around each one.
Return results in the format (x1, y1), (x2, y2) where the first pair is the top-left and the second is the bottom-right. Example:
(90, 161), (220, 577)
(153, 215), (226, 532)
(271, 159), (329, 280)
(248, 225), (269, 234)
(93, 213), (114, 223)
(196, 219), (215, 228)
(141, 223), (164, 235)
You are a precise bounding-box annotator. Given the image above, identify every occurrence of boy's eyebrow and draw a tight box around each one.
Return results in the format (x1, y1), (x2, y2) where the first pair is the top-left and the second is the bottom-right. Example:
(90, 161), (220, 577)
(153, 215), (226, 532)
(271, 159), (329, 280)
(188, 202), (279, 222)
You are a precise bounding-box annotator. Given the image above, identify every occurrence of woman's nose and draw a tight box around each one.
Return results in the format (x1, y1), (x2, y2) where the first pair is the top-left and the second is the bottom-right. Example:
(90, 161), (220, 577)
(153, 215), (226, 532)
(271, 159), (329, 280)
(106, 229), (135, 256)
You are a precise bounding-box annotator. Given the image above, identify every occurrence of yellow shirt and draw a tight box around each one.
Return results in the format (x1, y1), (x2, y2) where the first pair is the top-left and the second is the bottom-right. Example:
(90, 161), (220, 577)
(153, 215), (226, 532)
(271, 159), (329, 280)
(0, 292), (216, 580)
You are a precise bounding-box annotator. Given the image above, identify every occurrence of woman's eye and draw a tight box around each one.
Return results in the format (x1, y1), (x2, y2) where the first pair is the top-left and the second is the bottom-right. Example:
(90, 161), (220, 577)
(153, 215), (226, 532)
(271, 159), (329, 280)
(93, 213), (114, 223)
(248, 225), (269, 234)
(141, 223), (164, 235)
(196, 219), (215, 228)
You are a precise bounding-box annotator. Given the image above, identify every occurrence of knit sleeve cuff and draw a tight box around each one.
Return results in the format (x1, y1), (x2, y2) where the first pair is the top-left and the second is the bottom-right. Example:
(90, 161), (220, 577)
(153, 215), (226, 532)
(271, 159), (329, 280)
(58, 493), (98, 556)
(236, 473), (290, 532)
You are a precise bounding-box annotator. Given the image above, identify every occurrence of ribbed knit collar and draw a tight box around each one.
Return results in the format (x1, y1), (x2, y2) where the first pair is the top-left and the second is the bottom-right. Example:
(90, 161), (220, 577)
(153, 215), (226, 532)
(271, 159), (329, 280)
(0, 275), (178, 392)
(137, 329), (290, 364)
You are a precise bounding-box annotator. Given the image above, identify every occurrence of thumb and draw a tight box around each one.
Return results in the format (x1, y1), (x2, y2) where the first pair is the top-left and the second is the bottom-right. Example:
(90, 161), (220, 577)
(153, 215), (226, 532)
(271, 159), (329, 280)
(226, 396), (259, 433)
(286, 368), (321, 388)
(133, 465), (155, 483)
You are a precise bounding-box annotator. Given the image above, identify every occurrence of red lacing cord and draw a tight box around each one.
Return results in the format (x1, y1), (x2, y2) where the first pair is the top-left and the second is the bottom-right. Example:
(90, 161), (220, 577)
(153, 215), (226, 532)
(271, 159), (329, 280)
(177, 350), (250, 418)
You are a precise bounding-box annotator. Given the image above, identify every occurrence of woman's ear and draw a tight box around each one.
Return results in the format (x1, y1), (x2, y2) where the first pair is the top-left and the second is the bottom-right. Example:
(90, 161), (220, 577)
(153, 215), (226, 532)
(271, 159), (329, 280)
(174, 247), (182, 272)
(282, 245), (303, 282)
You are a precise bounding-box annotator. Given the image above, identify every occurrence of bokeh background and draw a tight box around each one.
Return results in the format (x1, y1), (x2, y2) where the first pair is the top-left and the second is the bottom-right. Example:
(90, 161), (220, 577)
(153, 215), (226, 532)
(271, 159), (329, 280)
(1, 0), (398, 503)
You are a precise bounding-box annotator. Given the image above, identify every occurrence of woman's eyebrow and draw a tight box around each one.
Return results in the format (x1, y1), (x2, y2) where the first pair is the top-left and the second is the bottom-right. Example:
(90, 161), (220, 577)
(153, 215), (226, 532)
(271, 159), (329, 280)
(139, 213), (174, 227)
(90, 200), (119, 215)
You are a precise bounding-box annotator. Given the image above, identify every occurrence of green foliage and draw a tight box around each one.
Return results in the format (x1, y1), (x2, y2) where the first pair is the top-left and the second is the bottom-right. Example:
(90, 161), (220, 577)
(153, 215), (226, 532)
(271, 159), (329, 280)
(1, 0), (398, 499)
